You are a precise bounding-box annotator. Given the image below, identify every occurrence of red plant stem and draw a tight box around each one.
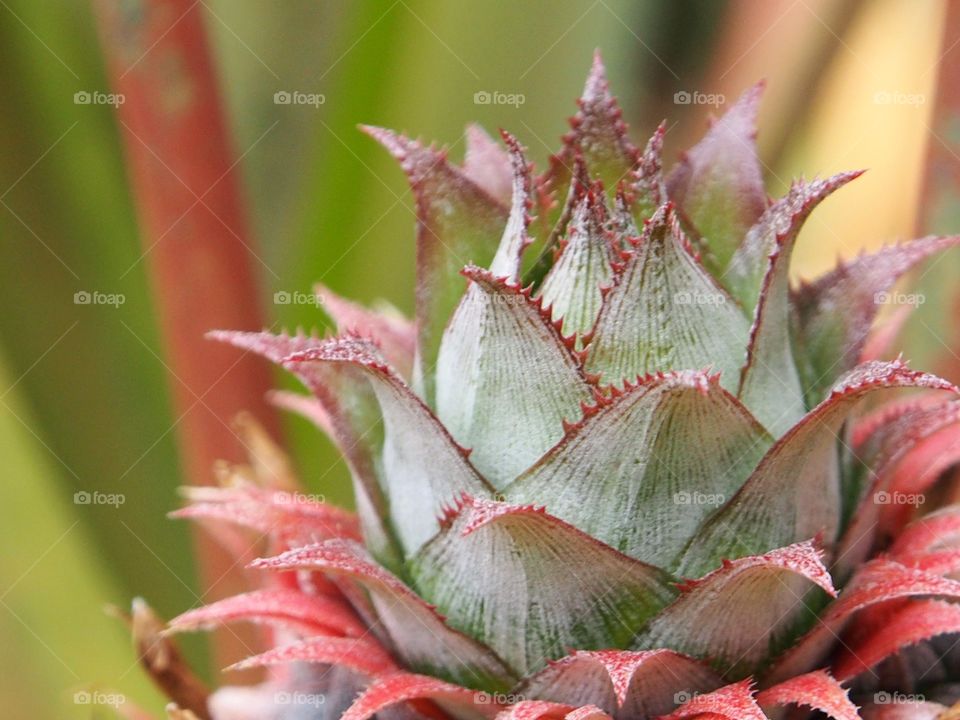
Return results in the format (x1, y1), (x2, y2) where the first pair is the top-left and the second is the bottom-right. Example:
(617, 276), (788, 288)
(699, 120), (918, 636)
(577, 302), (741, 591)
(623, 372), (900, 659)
(92, 0), (278, 671)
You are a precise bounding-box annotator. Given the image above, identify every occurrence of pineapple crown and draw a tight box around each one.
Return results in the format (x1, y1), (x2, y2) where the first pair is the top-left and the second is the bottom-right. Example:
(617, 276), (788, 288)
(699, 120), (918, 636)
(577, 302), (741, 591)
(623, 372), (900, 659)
(151, 52), (960, 720)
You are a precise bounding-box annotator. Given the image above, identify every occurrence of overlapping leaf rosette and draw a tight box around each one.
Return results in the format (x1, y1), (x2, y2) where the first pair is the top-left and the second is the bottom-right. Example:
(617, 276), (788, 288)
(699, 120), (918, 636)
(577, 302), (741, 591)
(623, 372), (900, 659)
(148, 54), (960, 720)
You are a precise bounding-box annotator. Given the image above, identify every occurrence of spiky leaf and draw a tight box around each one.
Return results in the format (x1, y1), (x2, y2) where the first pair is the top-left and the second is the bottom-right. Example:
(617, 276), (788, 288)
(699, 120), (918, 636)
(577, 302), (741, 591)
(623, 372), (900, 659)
(767, 559), (960, 683)
(736, 173), (863, 437)
(252, 539), (515, 690)
(657, 680), (766, 720)
(547, 51), (638, 198)
(725, 172), (861, 312)
(342, 672), (501, 720)
(229, 635), (397, 677)
(168, 589), (366, 638)
(755, 670), (859, 720)
(286, 339), (494, 555)
(666, 84), (767, 275)
(410, 497), (676, 676)
(435, 268), (594, 488)
(362, 126), (509, 399)
(584, 204), (751, 391)
(489, 132), (534, 282)
(536, 190), (615, 341)
(636, 541), (836, 676)
(678, 361), (956, 577)
(516, 650), (721, 720)
(208, 331), (399, 565)
(791, 235), (960, 405)
(506, 371), (771, 568)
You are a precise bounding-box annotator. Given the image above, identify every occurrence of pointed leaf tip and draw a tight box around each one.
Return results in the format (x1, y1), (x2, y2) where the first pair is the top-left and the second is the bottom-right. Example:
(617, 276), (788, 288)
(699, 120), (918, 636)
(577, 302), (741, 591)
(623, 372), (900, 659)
(667, 83), (767, 275)
(639, 541), (835, 675)
(507, 368), (770, 568)
(489, 130), (534, 282)
(658, 680), (766, 720)
(411, 496), (675, 676)
(435, 266), (594, 488)
(735, 171), (865, 436)
(756, 670), (859, 720)
(584, 202), (751, 392)
(286, 337), (493, 556)
(536, 188), (616, 341)
(545, 52), (638, 201)
(363, 124), (509, 401)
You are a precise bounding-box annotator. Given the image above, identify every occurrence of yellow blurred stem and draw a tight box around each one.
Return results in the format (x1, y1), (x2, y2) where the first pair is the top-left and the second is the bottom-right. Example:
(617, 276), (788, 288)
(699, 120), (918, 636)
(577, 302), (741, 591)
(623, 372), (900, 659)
(778, 0), (944, 280)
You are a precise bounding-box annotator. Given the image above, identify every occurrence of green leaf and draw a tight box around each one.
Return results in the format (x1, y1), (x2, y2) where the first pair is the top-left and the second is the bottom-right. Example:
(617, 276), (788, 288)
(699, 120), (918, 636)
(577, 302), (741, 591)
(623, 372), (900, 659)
(736, 173), (863, 437)
(435, 267), (595, 488)
(677, 361), (957, 578)
(636, 541), (836, 677)
(724, 172), (862, 313)
(253, 539), (515, 691)
(629, 124), (667, 224)
(410, 497), (676, 676)
(536, 189), (616, 342)
(584, 204), (751, 391)
(209, 330), (403, 569)
(791, 235), (960, 406)
(666, 84), (768, 275)
(362, 126), (509, 401)
(506, 370), (771, 568)
(286, 338), (494, 556)
(489, 131), (534, 283)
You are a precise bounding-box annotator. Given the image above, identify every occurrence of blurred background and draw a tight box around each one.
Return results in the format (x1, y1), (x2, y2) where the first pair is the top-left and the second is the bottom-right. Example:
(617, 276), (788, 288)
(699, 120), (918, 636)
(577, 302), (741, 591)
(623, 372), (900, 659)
(1, 1), (958, 716)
